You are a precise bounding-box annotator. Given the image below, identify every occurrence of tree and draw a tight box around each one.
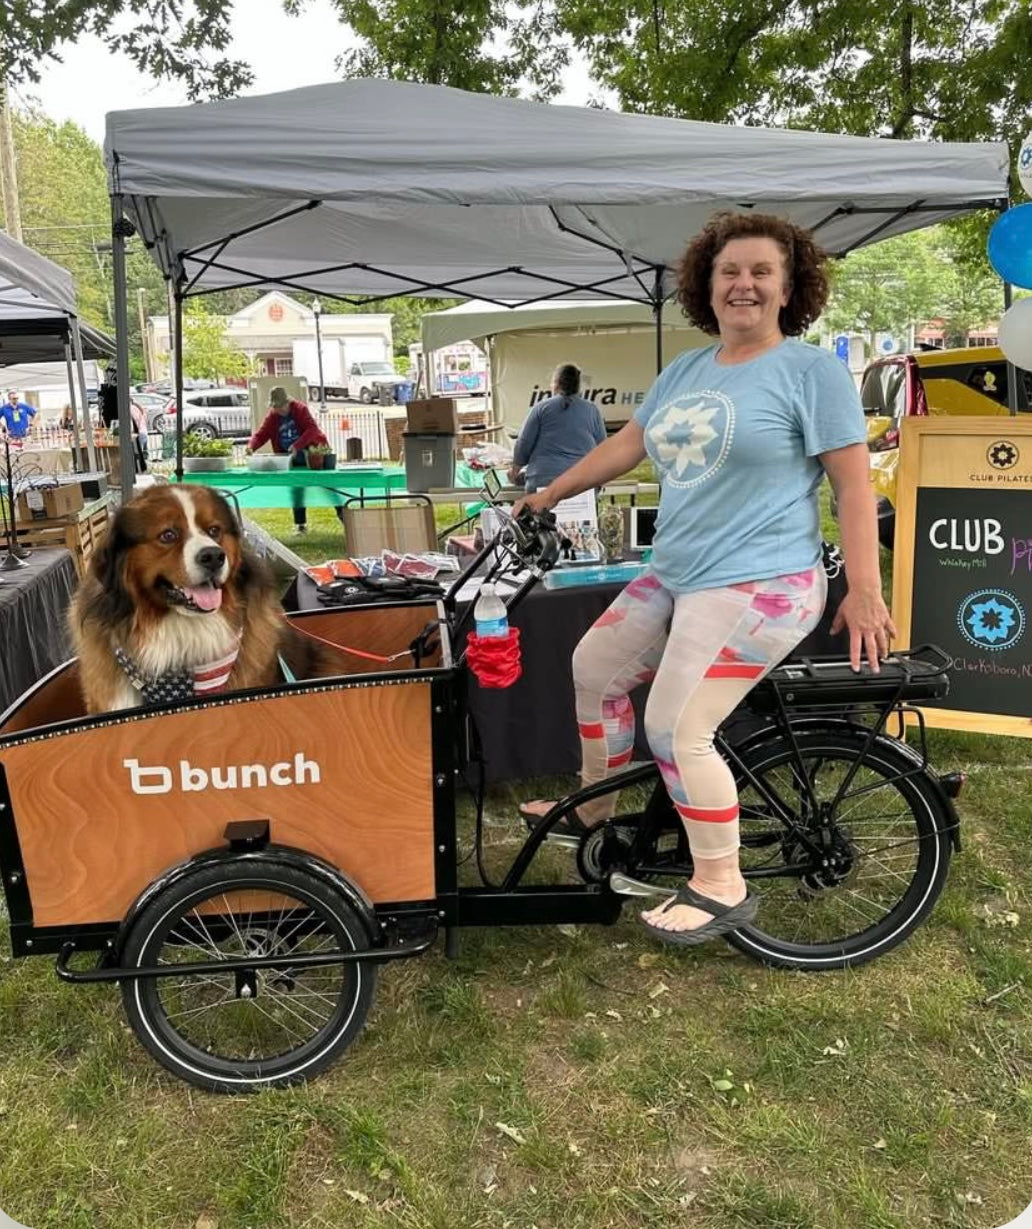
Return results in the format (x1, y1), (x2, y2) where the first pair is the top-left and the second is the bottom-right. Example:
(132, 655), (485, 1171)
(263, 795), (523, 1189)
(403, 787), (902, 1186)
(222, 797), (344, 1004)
(0, 2), (251, 100)
(181, 304), (253, 382)
(9, 107), (169, 370)
(308, 0), (569, 98)
(822, 232), (944, 355)
(552, 0), (1031, 150)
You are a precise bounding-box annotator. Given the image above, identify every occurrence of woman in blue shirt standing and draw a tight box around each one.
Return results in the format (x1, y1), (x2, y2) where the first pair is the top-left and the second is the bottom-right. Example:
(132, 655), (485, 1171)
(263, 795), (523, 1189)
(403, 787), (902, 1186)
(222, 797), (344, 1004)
(509, 364), (606, 492)
(516, 211), (894, 949)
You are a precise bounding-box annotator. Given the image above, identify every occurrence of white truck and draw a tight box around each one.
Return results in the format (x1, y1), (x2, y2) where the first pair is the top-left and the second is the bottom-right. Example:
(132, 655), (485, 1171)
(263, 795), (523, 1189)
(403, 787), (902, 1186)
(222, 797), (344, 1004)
(345, 360), (407, 403)
(291, 338), (346, 401)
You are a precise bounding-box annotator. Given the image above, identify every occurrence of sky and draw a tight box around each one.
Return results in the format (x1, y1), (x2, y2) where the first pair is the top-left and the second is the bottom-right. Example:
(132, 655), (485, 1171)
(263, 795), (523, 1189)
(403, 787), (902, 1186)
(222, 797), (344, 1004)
(15, 0), (597, 144)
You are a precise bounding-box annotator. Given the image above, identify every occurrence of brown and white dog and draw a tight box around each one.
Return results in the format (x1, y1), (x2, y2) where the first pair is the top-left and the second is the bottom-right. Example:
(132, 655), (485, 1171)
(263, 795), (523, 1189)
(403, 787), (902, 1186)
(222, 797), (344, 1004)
(69, 485), (349, 713)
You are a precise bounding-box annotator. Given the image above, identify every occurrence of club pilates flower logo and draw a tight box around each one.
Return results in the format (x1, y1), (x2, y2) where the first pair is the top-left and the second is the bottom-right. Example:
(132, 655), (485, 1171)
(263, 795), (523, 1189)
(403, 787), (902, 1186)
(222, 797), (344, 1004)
(646, 390), (734, 488)
(987, 440), (1019, 470)
(957, 589), (1025, 652)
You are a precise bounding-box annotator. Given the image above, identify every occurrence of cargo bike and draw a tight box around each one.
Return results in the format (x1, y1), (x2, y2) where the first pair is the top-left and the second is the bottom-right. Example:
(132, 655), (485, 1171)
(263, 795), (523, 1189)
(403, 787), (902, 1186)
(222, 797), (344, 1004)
(0, 506), (963, 1093)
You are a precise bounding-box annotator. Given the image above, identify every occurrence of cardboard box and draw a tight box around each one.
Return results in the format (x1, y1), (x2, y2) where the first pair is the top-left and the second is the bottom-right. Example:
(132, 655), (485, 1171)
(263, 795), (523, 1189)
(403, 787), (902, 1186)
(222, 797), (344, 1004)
(16, 482), (85, 522)
(405, 397), (459, 435)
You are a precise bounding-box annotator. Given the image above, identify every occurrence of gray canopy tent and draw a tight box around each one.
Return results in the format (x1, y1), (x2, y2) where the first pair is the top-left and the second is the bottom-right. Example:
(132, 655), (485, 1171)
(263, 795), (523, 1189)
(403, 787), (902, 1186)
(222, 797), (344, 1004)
(103, 78), (1011, 490)
(0, 231), (114, 468)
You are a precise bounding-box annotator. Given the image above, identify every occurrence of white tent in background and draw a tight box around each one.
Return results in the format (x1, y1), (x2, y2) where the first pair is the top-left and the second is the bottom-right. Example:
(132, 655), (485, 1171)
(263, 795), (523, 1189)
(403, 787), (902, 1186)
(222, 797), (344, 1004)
(0, 231), (113, 466)
(422, 299), (711, 433)
(103, 78), (1010, 484)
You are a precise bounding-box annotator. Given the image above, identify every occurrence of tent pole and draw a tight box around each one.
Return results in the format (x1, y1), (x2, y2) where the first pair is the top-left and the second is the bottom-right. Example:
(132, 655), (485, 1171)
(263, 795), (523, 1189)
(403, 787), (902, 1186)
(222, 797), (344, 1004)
(111, 194), (136, 494)
(174, 282), (185, 482)
(653, 267), (664, 374)
(63, 340), (83, 466)
(69, 316), (97, 471)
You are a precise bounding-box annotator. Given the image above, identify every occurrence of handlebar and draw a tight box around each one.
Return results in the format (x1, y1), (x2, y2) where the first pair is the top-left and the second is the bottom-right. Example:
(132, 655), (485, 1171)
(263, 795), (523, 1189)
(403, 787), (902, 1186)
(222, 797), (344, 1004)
(445, 502), (563, 642)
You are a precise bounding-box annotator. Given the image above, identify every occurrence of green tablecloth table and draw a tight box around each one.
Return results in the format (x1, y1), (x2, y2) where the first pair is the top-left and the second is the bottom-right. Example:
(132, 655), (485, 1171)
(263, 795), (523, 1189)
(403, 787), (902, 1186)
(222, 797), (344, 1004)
(174, 464), (409, 509)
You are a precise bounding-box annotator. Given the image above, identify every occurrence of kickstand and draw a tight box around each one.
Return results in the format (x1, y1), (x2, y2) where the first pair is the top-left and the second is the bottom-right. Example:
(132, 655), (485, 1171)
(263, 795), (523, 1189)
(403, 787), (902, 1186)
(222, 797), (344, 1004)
(444, 927), (460, 959)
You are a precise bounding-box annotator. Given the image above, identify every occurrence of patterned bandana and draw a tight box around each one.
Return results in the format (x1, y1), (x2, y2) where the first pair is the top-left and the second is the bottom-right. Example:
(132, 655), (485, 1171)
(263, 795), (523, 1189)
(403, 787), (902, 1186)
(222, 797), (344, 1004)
(114, 642), (241, 706)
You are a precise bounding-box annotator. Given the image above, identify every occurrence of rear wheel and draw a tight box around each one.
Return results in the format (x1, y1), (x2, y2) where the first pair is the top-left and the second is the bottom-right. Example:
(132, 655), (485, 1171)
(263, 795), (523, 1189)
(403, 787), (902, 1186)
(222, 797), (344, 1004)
(120, 860), (376, 1093)
(729, 730), (952, 969)
(152, 413), (167, 434)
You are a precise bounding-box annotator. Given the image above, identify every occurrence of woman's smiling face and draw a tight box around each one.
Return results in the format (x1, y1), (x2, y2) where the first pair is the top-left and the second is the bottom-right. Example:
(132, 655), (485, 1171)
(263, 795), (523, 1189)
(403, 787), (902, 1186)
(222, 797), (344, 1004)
(709, 236), (791, 341)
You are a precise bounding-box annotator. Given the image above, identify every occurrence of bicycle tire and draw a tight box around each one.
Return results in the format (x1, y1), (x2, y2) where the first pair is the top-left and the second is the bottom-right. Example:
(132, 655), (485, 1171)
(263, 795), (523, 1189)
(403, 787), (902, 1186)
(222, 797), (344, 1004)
(727, 728), (953, 970)
(120, 859), (376, 1093)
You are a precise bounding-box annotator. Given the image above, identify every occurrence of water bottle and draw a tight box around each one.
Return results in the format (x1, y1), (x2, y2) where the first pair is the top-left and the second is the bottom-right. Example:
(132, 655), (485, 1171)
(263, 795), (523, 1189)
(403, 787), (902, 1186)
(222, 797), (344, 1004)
(474, 581), (508, 638)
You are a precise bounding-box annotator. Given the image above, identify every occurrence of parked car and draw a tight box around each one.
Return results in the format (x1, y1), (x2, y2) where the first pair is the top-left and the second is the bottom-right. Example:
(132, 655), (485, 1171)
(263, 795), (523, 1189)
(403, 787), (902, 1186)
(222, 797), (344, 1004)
(132, 391), (174, 432)
(163, 387), (252, 440)
(840, 345), (1032, 548)
(346, 361), (405, 403)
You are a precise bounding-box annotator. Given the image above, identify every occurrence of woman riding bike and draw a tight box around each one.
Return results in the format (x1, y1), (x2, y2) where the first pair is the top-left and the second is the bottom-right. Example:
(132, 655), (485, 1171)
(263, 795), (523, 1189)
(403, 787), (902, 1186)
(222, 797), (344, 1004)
(516, 211), (895, 949)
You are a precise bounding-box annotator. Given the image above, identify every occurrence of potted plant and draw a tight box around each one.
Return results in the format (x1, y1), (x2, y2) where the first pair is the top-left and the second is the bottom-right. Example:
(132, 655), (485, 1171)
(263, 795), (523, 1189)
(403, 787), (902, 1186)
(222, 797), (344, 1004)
(306, 442), (336, 471)
(182, 433), (233, 472)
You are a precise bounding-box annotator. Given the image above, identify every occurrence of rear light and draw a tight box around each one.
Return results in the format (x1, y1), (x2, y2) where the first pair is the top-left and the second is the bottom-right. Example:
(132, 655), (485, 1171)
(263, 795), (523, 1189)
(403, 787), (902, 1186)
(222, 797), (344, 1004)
(941, 771), (966, 799)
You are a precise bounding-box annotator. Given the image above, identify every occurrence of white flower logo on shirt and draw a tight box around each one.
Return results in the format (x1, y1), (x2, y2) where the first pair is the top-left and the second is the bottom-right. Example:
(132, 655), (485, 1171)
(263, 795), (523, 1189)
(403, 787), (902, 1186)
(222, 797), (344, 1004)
(651, 400), (719, 474)
(647, 390), (734, 489)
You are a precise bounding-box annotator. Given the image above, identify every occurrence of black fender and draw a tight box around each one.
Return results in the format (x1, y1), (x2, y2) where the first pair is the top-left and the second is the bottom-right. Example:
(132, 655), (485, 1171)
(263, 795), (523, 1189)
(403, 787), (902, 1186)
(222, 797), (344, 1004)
(112, 843), (380, 964)
(730, 717), (962, 853)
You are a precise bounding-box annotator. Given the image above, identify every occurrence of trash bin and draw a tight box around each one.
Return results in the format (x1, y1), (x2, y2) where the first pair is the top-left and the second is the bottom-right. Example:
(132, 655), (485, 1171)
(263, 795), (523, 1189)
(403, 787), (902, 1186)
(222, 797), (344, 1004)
(375, 382), (394, 407)
(393, 381), (415, 404)
(345, 436), (363, 461)
(402, 433), (455, 492)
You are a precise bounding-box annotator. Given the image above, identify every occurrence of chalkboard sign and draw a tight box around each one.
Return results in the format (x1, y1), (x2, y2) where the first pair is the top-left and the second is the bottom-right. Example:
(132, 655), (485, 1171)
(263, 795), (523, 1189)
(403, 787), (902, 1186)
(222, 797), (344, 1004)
(911, 487), (1032, 717)
(894, 417), (1032, 736)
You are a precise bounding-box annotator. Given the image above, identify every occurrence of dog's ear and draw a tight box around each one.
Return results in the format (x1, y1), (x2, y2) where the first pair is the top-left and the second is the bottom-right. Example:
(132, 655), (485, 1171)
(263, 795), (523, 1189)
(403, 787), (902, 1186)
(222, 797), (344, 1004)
(82, 508), (135, 624)
(236, 541), (279, 604)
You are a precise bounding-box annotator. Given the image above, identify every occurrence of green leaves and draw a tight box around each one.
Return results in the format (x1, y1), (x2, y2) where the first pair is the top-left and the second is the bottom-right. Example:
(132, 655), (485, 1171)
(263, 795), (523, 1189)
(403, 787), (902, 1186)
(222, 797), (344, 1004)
(1, 1), (251, 100)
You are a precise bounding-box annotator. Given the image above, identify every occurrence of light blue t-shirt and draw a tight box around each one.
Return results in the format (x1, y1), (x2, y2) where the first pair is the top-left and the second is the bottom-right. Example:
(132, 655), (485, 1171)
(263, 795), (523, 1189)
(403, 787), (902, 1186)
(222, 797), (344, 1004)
(633, 340), (866, 593)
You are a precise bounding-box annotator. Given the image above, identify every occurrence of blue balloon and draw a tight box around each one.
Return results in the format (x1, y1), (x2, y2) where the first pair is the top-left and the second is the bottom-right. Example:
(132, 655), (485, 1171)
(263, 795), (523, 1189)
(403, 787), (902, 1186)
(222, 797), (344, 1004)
(987, 204), (1032, 290)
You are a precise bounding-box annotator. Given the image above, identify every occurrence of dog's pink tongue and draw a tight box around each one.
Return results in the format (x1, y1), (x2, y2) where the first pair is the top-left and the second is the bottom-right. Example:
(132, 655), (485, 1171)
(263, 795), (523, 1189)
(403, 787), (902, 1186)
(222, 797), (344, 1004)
(186, 585), (223, 612)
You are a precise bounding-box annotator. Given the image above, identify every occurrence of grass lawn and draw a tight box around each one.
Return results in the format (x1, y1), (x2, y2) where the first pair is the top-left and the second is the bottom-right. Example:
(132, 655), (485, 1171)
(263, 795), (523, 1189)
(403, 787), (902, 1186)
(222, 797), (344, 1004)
(1, 484), (1030, 1229)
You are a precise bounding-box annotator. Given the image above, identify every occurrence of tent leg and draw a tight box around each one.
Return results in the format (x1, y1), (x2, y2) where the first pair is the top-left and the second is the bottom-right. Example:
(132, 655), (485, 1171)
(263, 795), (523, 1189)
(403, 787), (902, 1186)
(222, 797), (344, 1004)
(63, 341), (83, 467)
(111, 193), (136, 494)
(652, 267), (664, 375)
(173, 283), (185, 481)
(69, 317), (97, 471)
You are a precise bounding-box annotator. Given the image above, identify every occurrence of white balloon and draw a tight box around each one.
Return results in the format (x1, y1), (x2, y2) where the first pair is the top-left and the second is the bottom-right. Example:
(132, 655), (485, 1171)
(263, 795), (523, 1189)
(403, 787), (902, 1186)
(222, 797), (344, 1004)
(998, 297), (1032, 372)
(1020, 128), (1032, 199)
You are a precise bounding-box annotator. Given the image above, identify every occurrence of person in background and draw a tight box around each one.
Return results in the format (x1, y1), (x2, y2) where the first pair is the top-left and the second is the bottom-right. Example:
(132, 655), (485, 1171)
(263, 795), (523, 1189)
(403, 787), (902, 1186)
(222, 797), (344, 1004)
(508, 363), (606, 492)
(247, 386), (342, 534)
(59, 404), (76, 432)
(0, 390), (36, 442)
(515, 211), (892, 948)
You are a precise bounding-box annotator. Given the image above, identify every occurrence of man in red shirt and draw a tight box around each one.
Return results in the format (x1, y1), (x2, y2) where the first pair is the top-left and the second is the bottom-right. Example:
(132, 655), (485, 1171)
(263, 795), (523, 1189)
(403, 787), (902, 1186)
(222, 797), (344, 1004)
(248, 387), (341, 533)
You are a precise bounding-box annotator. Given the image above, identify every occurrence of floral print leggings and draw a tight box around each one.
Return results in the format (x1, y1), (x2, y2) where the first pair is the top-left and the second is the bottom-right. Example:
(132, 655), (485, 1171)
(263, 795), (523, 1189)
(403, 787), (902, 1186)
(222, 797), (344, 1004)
(570, 567), (826, 860)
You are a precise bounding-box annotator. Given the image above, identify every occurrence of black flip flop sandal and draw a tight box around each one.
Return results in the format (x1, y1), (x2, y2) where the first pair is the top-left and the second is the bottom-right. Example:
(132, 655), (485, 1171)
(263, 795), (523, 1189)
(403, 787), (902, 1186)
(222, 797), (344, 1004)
(641, 884), (759, 948)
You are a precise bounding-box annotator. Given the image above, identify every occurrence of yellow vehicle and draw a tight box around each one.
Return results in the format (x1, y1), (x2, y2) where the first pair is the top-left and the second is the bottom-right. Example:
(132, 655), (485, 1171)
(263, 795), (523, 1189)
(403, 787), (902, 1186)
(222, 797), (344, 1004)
(856, 346), (1032, 547)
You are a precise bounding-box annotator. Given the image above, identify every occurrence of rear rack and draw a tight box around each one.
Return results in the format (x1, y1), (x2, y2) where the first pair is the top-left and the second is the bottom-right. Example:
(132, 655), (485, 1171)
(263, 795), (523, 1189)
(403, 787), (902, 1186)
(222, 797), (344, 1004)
(749, 645), (951, 712)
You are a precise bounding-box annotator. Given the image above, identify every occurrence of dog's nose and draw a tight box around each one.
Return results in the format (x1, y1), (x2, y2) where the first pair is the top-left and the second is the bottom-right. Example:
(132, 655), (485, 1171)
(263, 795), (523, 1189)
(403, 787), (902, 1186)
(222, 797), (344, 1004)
(196, 545), (226, 576)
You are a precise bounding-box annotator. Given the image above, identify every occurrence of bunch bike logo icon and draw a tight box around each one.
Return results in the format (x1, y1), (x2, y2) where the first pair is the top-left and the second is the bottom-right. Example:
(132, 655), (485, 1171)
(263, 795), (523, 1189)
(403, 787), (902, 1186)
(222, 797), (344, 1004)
(987, 440), (1019, 470)
(957, 589), (1026, 652)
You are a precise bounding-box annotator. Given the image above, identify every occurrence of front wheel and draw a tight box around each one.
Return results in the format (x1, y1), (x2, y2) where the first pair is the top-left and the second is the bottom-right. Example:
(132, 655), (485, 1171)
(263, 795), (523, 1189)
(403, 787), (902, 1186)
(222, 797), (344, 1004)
(120, 859), (377, 1093)
(729, 729), (953, 970)
(359, 386), (372, 404)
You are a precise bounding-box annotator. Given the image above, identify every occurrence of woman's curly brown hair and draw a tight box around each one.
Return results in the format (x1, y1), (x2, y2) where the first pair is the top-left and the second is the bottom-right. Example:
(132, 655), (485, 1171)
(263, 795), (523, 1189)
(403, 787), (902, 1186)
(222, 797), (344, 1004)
(676, 212), (830, 337)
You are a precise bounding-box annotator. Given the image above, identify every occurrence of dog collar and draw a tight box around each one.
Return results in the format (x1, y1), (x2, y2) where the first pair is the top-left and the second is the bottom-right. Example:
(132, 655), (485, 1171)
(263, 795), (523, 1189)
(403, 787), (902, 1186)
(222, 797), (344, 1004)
(114, 641), (241, 705)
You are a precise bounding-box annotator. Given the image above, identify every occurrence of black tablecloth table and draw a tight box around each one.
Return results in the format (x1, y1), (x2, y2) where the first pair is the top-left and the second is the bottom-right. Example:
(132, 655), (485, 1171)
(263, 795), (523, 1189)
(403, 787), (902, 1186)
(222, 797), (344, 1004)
(0, 547), (77, 716)
(287, 569), (848, 783)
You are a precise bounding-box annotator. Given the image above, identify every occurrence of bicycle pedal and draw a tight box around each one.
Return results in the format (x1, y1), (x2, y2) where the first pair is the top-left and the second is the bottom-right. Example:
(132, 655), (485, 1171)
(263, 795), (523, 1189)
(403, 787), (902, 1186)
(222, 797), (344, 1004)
(608, 871), (665, 898)
(542, 831), (581, 849)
